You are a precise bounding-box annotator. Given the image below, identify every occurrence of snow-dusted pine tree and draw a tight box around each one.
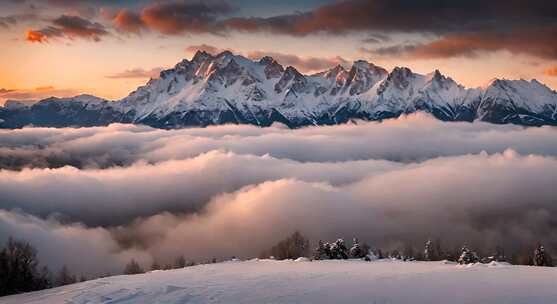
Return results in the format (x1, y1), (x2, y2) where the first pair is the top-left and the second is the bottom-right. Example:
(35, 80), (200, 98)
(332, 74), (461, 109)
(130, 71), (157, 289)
(424, 240), (437, 261)
(458, 245), (479, 265)
(313, 240), (331, 260)
(330, 239), (348, 259)
(350, 238), (365, 259)
(492, 246), (506, 262)
(534, 244), (551, 266)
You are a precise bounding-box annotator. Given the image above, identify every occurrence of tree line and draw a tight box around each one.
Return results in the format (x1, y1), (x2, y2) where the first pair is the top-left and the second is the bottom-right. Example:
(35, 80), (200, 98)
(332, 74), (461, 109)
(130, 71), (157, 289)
(260, 231), (554, 267)
(1, 233), (554, 297)
(0, 236), (207, 297)
(0, 238), (85, 297)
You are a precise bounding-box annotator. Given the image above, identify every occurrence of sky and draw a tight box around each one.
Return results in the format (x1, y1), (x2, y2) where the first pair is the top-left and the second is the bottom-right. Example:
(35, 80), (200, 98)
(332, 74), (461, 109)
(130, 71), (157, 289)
(0, 0), (556, 104)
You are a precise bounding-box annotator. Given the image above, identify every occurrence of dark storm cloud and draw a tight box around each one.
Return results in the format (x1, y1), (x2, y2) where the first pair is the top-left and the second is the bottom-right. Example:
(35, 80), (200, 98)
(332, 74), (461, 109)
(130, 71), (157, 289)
(19, 0), (557, 61)
(111, 9), (145, 34)
(26, 15), (109, 42)
(110, 0), (234, 35)
(0, 13), (38, 28)
(106, 0), (557, 37)
(364, 28), (557, 60)
(221, 0), (557, 36)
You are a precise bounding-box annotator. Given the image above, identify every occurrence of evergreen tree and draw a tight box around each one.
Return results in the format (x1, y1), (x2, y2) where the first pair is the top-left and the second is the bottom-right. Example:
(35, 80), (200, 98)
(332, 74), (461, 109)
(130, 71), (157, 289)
(261, 231), (310, 260)
(124, 259), (144, 275)
(392, 249), (402, 260)
(330, 239), (348, 259)
(458, 245), (479, 265)
(361, 242), (371, 259)
(434, 238), (443, 261)
(349, 238), (365, 259)
(313, 240), (330, 260)
(402, 243), (415, 261)
(424, 239), (438, 261)
(490, 246), (506, 263)
(151, 261), (161, 271)
(175, 255), (187, 268)
(533, 243), (552, 266)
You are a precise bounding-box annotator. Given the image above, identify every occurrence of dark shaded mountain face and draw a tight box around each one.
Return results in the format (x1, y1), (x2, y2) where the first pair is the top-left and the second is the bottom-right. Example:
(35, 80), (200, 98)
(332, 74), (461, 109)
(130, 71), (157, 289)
(2, 51), (557, 129)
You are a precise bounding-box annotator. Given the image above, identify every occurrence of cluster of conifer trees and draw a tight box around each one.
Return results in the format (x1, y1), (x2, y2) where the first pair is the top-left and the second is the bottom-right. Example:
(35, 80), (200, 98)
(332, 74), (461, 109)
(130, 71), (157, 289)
(123, 255), (201, 275)
(262, 232), (554, 267)
(1, 233), (554, 297)
(0, 238), (85, 297)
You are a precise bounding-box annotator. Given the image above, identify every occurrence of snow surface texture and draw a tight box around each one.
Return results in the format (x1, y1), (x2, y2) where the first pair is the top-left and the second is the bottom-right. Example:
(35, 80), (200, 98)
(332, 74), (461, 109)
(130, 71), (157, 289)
(2, 260), (556, 304)
(1, 50), (556, 128)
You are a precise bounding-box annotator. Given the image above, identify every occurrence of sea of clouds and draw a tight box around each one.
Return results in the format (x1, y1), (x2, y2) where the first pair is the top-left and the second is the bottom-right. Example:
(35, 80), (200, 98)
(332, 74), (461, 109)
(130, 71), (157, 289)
(1, 113), (557, 276)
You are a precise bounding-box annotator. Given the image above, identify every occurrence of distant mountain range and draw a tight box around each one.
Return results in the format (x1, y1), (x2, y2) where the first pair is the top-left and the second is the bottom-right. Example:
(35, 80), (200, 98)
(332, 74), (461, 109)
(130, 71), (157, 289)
(2, 50), (557, 129)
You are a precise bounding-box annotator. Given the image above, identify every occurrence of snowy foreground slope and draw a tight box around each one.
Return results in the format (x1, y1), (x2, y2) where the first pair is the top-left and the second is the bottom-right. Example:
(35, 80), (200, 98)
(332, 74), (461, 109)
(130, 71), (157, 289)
(2, 260), (557, 304)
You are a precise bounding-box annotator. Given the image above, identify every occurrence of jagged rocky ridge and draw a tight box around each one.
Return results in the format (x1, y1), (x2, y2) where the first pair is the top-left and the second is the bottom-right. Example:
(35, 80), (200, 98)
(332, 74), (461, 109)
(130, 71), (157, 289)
(2, 50), (557, 128)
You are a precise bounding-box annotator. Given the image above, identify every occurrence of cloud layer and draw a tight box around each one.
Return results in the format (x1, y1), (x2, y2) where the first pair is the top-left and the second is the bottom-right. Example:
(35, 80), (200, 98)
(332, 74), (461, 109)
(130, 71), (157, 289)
(26, 15), (109, 43)
(106, 67), (164, 79)
(16, 0), (557, 65)
(1, 114), (557, 275)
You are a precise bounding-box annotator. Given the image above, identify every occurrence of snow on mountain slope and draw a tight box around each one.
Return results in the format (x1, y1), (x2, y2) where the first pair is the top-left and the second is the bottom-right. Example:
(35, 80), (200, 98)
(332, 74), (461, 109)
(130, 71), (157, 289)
(1, 50), (557, 129)
(2, 260), (556, 304)
(478, 79), (557, 125)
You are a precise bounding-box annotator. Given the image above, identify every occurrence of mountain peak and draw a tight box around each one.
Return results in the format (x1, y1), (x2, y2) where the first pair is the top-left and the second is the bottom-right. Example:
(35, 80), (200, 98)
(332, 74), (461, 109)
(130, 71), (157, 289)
(391, 66), (413, 77)
(216, 50), (234, 58)
(324, 65), (347, 79)
(2, 50), (557, 129)
(259, 56), (275, 65)
(262, 57), (284, 79)
(192, 50), (213, 63)
(431, 69), (443, 79)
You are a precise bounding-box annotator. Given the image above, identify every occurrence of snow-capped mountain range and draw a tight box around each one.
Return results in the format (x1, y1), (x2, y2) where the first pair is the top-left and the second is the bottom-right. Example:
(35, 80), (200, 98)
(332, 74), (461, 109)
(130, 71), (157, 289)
(2, 50), (557, 128)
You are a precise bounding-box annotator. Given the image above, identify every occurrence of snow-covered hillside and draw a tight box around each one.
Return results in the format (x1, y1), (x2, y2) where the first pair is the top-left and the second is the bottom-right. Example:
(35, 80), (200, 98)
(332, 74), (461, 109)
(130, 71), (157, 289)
(2, 259), (556, 304)
(1, 50), (557, 128)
